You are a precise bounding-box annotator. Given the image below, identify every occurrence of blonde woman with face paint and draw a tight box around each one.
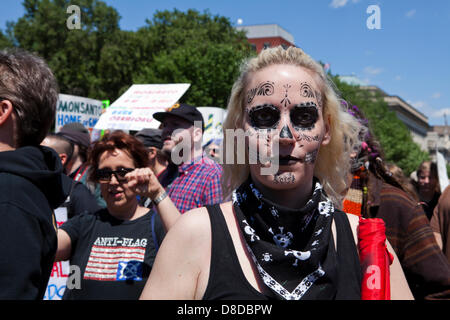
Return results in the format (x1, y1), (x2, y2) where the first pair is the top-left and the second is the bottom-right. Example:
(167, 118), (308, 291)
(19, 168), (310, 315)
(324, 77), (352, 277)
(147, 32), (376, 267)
(140, 46), (413, 300)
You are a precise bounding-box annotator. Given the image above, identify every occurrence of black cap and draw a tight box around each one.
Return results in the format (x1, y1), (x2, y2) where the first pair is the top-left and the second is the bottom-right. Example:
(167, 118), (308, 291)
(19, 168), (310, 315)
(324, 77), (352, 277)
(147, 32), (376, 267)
(153, 103), (204, 131)
(135, 128), (163, 149)
(57, 122), (91, 148)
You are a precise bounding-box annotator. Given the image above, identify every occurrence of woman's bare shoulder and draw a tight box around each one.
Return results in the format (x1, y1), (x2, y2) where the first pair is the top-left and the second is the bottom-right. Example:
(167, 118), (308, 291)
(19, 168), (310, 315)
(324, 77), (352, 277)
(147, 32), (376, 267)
(344, 212), (359, 245)
(169, 206), (212, 242)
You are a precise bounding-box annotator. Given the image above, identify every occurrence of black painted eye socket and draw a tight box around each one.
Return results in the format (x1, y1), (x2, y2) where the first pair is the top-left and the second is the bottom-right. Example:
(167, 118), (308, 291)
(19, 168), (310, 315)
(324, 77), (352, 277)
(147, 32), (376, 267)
(290, 105), (319, 128)
(248, 105), (280, 129)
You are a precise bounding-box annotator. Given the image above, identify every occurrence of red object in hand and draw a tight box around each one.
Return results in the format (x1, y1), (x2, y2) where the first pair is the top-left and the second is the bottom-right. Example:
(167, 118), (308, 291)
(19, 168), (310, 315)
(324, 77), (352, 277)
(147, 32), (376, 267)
(358, 217), (394, 300)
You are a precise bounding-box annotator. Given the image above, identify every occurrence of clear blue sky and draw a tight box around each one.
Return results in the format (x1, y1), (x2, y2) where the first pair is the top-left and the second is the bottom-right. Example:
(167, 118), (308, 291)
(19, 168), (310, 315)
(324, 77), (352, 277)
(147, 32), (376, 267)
(1, 0), (449, 126)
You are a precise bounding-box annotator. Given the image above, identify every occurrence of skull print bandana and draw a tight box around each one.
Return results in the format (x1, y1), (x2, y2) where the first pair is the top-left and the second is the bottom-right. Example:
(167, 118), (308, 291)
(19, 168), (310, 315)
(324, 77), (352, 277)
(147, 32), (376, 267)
(232, 177), (339, 300)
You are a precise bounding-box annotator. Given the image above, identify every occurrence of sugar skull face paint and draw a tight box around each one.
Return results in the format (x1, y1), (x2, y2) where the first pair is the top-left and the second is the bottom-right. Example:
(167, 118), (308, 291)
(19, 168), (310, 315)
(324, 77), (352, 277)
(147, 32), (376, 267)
(243, 64), (330, 190)
(246, 81), (275, 104)
(247, 101), (319, 133)
(247, 104), (280, 129)
(290, 102), (319, 132)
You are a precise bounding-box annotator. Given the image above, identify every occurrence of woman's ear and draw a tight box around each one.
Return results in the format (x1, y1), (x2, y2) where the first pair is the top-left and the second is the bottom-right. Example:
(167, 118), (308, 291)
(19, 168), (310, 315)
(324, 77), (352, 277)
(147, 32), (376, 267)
(0, 100), (14, 125)
(321, 114), (331, 146)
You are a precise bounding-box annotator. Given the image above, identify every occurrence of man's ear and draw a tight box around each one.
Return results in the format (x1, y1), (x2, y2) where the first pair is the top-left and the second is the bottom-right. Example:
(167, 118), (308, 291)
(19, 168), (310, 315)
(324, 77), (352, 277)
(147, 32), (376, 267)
(59, 153), (68, 166)
(0, 100), (14, 125)
(148, 147), (157, 161)
(192, 126), (203, 145)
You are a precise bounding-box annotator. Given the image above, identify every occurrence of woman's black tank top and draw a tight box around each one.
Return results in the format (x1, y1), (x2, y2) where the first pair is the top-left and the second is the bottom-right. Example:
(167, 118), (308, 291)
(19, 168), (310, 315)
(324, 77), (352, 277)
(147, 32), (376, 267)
(202, 204), (361, 300)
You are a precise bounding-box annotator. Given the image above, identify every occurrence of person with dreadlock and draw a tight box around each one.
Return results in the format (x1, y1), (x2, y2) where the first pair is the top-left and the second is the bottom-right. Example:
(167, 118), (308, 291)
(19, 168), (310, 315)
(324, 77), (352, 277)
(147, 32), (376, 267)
(343, 105), (450, 299)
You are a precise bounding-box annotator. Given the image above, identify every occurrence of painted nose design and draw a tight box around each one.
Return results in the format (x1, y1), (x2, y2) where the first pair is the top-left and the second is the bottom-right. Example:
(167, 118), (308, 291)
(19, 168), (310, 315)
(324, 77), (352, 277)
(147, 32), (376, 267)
(280, 125), (293, 139)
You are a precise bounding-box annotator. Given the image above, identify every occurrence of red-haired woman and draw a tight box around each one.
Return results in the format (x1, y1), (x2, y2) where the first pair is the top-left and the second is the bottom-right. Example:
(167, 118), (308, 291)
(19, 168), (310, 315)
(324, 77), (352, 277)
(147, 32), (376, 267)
(54, 130), (177, 299)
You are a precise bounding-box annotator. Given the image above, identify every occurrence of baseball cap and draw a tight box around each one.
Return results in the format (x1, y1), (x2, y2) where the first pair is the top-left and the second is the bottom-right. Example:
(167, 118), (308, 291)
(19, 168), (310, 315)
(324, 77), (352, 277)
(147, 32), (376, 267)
(57, 122), (91, 148)
(153, 103), (204, 131)
(135, 128), (164, 149)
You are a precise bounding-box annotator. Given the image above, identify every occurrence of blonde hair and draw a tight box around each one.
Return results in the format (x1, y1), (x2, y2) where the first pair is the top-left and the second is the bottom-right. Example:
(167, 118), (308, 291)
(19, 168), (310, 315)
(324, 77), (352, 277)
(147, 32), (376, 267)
(221, 46), (362, 208)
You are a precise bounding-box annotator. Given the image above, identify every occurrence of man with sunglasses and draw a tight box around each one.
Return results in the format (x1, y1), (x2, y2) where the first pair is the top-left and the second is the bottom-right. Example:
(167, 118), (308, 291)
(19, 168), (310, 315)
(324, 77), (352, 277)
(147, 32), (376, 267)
(0, 49), (69, 299)
(152, 103), (223, 213)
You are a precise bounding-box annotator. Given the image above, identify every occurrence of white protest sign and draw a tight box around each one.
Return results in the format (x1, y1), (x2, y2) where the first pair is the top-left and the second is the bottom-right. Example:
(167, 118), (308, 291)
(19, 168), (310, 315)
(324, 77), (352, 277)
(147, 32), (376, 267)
(94, 84), (190, 131)
(436, 150), (449, 192)
(198, 107), (227, 147)
(44, 206), (70, 300)
(55, 94), (103, 133)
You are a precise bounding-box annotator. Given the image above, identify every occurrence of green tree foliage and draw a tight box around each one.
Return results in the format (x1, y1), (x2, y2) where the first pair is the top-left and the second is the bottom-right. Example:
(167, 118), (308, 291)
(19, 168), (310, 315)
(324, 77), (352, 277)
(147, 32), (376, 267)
(0, 30), (12, 49)
(8, 0), (120, 98)
(332, 76), (429, 175)
(5, 2), (253, 105)
(133, 9), (253, 107)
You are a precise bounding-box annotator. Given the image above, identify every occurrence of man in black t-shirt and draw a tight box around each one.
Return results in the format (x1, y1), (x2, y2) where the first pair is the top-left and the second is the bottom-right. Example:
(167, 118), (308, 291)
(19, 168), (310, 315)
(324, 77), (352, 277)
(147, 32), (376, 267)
(41, 134), (100, 218)
(57, 122), (106, 208)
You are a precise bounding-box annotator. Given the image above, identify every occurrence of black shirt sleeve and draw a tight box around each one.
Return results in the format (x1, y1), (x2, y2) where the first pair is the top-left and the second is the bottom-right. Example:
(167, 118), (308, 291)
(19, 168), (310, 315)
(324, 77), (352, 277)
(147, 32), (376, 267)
(60, 212), (91, 248)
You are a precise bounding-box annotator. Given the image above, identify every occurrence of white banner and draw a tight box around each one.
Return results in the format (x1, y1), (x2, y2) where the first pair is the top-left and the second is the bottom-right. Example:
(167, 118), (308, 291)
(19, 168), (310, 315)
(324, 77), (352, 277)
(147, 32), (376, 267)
(94, 84), (190, 131)
(55, 94), (103, 134)
(436, 150), (449, 192)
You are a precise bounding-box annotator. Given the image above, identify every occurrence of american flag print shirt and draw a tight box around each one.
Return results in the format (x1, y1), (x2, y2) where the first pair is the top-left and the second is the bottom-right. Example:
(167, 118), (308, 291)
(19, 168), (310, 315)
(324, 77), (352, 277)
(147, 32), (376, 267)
(83, 237), (147, 281)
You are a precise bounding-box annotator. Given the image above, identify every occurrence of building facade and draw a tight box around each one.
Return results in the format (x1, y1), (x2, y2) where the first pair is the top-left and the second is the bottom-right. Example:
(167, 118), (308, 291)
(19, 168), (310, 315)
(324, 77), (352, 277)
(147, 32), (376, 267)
(427, 125), (450, 162)
(339, 75), (431, 151)
(235, 24), (295, 53)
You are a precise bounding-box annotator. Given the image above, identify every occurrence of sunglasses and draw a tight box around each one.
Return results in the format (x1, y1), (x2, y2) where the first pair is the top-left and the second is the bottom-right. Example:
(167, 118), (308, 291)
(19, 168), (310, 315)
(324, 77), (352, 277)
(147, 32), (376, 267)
(248, 103), (319, 130)
(95, 168), (134, 183)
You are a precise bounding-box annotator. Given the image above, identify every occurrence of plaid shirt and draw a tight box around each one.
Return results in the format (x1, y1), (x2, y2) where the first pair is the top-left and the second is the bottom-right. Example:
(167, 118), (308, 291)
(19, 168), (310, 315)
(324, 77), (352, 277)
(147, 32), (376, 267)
(167, 154), (223, 213)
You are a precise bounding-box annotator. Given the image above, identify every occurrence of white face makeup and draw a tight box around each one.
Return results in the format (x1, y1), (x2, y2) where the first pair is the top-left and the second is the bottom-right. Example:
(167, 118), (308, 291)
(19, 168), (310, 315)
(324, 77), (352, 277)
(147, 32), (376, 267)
(244, 64), (330, 190)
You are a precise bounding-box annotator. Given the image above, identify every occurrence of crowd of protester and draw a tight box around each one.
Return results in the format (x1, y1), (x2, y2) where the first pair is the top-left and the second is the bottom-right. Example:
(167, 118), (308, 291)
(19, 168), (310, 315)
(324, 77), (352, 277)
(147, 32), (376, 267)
(0, 46), (449, 300)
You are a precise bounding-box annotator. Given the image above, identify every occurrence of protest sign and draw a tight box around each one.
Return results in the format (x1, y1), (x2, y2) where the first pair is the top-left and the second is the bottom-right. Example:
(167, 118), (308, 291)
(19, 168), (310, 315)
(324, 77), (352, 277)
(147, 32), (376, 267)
(198, 107), (227, 147)
(94, 84), (190, 131)
(55, 94), (103, 133)
(44, 207), (70, 300)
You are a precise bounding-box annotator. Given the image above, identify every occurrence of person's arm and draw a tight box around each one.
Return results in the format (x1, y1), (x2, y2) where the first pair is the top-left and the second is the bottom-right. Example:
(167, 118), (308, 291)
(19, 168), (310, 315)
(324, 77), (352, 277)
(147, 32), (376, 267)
(126, 168), (181, 231)
(430, 206), (444, 250)
(140, 207), (210, 300)
(55, 229), (72, 262)
(56, 213), (84, 262)
(386, 240), (414, 300)
(429, 185), (450, 252)
(401, 205), (450, 299)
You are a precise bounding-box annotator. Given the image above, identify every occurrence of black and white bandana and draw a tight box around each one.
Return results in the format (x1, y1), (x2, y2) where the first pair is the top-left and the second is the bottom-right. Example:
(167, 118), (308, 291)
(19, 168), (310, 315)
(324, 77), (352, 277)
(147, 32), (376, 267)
(232, 177), (339, 300)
